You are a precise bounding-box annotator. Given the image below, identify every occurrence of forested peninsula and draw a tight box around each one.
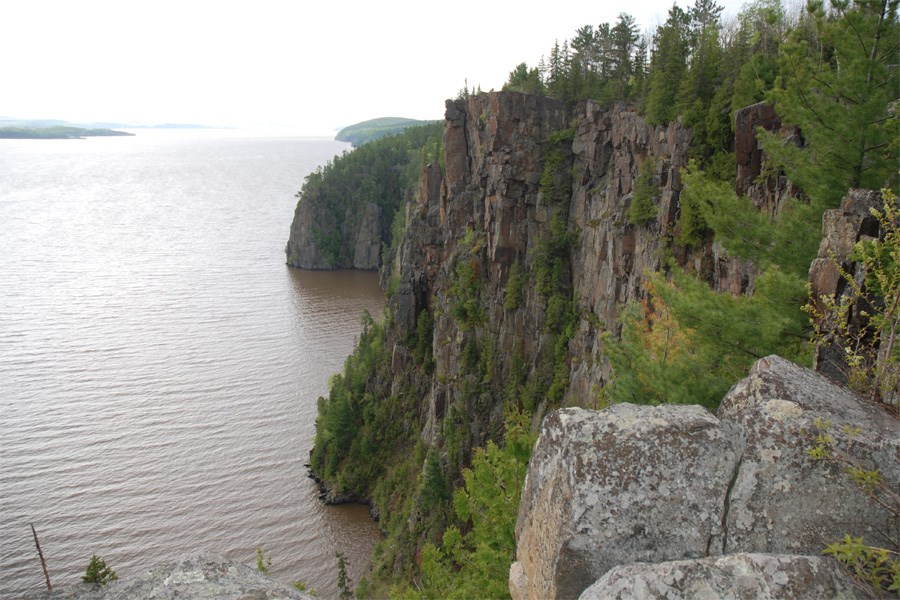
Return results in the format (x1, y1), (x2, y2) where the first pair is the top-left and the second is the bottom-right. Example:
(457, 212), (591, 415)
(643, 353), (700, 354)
(287, 0), (899, 597)
(335, 117), (439, 147)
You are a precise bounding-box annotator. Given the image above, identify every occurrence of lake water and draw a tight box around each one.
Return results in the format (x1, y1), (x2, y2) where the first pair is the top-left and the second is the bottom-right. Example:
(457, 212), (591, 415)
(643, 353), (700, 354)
(0, 131), (384, 598)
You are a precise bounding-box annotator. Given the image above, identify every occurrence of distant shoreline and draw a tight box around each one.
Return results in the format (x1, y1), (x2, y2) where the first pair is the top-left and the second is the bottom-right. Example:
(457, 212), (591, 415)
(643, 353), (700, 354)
(0, 126), (134, 139)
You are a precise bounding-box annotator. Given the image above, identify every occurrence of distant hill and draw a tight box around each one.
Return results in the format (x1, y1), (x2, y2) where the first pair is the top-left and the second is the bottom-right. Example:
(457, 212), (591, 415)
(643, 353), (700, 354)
(0, 126), (134, 139)
(335, 117), (439, 147)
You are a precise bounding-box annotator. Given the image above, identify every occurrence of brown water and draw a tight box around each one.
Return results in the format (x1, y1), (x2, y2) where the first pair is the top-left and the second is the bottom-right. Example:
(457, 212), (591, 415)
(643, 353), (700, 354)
(0, 131), (383, 597)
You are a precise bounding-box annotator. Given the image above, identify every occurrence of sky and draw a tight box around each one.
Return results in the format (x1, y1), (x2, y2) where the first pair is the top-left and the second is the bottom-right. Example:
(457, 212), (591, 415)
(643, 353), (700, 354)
(2, 0), (749, 136)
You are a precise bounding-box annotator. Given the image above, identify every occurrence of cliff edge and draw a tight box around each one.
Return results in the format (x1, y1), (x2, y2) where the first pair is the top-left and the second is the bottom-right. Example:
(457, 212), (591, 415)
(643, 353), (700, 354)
(512, 356), (898, 599)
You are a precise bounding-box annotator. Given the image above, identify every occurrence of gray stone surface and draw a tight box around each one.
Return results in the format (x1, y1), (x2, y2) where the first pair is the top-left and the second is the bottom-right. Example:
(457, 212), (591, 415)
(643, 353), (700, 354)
(512, 356), (899, 600)
(30, 553), (316, 600)
(512, 404), (743, 600)
(352, 202), (383, 270)
(717, 355), (900, 555)
(579, 553), (870, 600)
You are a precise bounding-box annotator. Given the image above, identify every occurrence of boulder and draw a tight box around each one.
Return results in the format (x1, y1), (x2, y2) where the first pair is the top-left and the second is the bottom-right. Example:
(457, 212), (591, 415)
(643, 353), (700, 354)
(579, 553), (869, 600)
(511, 405), (743, 600)
(717, 355), (899, 555)
(512, 356), (899, 599)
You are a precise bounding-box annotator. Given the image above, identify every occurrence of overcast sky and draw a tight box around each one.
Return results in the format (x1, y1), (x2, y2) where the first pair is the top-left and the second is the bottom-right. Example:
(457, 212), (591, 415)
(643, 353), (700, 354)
(3, 0), (749, 135)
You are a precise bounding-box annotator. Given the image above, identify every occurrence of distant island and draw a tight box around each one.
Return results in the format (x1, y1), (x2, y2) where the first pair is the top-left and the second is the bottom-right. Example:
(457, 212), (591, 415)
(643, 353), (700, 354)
(0, 126), (134, 139)
(335, 117), (438, 146)
(0, 117), (226, 138)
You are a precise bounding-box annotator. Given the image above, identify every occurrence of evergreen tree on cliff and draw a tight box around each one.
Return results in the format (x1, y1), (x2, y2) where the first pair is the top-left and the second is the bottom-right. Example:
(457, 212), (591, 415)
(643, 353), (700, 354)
(762, 0), (899, 204)
(645, 5), (692, 124)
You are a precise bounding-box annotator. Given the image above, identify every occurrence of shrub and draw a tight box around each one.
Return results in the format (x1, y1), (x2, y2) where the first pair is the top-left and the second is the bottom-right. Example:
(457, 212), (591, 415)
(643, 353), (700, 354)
(82, 554), (117, 586)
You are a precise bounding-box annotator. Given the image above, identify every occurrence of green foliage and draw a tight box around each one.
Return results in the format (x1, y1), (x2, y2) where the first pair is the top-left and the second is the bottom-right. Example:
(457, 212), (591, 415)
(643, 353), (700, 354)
(288, 122), (443, 268)
(605, 265), (811, 408)
(405, 410), (537, 600)
(627, 157), (659, 225)
(504, 262), (525, 311)
(675, 165), (714, 247)
(82, 554), (118, 586)
(683, 167), (822, 280)
(503, 63), (546, 95)
(645, 5), (691, 125)
(533, 209), (576, 298)
(762, 0), (899, 205)
(291, 580), (317, 595)
(310, 310), (400, 493)
(413, 309), (434, 372)
(448, 259), (485, 329)
(606, 163), (814, 408)
(421, 452), (451, 510)
(604, 282), (735, 408)
(539, 128), (575, 204)
(335, 552), (353, 600)
(806, 418), (900, 595)
(825, 536), (900, 594)
(256, 547), (272, 574)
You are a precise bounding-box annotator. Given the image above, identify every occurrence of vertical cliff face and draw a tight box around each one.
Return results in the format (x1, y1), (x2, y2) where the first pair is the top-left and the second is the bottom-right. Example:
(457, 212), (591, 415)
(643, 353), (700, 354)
(566, 102), (692, 400)
(287, 198), (383, 270)
(381, 91), (734, 464)
(389, 92), (572, 460)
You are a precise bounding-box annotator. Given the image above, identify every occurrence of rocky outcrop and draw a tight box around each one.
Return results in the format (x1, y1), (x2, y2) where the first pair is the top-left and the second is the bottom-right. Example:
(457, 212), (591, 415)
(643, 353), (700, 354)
(512, 355), (899, 599)
(352, 202), (383, 269)
(307, 91), (889, 588)
(579, 553), (870, 600)
(718, 355), (898, 555)
(808, 189), (885, 387)
(385, 92), (715, 458)
(733, 101), (800, 212)
(511, 405), (743, 600)
(566, 102), (692, 398)
(389, 93), (791, 438)
(286, 199), (383, 271)
(29, 553), (315, 600)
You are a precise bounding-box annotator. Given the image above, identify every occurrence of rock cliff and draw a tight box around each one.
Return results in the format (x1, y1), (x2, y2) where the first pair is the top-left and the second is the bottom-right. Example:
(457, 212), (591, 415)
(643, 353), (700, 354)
(300, 91), (895, 592)
(287, 197), (383, 270)
(384, 91), (772, 455)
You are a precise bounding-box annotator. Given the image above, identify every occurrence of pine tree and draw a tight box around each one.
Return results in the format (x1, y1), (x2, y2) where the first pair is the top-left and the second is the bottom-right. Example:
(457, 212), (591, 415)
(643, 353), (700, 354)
(645, 5), (692, 124)
(762, 0), (900, 207)
(83, 554), (118, 586)
(606, 13), (640, 102)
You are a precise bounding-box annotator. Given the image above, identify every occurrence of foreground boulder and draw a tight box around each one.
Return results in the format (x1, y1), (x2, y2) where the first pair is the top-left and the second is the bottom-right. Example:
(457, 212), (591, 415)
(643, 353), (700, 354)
(511, 404), (743, 600)
(719, 355), (899, 555)
(579, 553), (869, 600)
(512, 356), (899, 599)
(31, 553), (315, 600)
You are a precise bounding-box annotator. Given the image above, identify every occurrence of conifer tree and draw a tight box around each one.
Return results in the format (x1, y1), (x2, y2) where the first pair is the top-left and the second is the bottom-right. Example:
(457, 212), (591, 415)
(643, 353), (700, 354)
(762, 0), (899, 206)
(645, 5), (692, 124)
(606, 13), (640, 102)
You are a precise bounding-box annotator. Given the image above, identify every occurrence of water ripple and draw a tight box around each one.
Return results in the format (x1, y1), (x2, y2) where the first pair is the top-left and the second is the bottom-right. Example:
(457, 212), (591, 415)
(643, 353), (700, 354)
(0, 133), (383, 598)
